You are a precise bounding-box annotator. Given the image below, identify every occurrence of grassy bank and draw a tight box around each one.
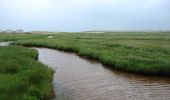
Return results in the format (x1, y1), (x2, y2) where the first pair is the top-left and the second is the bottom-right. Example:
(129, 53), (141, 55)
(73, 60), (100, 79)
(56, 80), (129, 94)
(0, 33), (48, 41)
(1, 32), (170, 76)
(0, 45), (54, 100)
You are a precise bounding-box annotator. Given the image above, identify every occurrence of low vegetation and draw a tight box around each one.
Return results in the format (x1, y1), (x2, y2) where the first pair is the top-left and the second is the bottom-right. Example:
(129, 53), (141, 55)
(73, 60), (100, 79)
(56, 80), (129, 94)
(0, 32), (170, 76)
(0, 45), (54, 100)
(0, 33), (47, 41)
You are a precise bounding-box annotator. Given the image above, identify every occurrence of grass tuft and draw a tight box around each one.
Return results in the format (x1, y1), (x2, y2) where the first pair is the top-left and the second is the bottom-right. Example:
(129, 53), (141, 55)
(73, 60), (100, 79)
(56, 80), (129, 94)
(0, 46), (54, 100)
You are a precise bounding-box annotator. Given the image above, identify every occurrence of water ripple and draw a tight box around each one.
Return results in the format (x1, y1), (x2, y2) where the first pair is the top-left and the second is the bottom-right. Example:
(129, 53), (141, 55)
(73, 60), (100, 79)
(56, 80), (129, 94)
(36, 48), (170, 100)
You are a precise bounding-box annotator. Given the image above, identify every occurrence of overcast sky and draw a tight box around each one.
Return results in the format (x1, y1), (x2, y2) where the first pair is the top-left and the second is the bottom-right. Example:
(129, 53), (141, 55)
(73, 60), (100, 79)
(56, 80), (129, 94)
(0, 0), (170, 32)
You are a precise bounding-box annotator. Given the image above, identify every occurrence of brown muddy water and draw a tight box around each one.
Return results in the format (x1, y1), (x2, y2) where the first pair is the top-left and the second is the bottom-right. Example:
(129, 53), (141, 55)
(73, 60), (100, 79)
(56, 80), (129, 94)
(0, 42), (169, 100)
(35, 48), (170, 100)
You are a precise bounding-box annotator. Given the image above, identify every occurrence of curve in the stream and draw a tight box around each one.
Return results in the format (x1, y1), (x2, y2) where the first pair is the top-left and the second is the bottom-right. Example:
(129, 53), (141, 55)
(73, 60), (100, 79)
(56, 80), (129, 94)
(35, 47), (170, 100)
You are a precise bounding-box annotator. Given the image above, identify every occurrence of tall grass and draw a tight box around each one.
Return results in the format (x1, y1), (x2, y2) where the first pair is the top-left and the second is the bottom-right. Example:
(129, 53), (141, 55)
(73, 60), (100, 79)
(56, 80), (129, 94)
(1, 32), (170, 76)
(0, 46), (54, 100)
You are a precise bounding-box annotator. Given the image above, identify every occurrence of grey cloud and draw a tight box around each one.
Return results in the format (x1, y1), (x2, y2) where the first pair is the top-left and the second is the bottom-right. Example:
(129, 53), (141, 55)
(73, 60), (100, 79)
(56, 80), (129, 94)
(0, 0), (169, 31)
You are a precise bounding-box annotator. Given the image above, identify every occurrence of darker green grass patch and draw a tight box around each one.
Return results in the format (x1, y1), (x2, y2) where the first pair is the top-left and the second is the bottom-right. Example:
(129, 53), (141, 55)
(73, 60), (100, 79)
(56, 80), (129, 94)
(0, 46), (54, 100)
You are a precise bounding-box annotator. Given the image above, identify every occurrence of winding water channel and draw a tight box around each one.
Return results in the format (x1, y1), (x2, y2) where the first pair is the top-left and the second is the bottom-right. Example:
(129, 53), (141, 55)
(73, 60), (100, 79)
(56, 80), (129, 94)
(36, 48), (170, 100)
(0, 42), (170, 100)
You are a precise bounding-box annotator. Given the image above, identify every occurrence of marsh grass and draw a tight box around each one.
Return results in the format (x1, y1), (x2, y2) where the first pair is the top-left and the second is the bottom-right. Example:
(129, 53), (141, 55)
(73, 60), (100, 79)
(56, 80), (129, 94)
(1, 32), (170, 76)
(0, 33), (48, 41)
(0, 46), (54, 100)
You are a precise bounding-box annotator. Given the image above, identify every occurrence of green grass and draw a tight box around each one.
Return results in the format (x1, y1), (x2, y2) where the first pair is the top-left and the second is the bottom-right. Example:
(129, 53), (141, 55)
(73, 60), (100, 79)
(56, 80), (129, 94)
(0, 45), (54, 100)
(1, 32), (170, 76)
(0, 33), (48, 41)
